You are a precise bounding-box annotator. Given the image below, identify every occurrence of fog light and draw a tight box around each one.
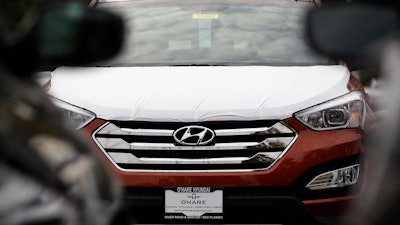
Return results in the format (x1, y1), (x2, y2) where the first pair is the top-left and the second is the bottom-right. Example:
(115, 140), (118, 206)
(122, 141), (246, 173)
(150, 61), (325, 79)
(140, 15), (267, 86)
(306, 164), (360, 190)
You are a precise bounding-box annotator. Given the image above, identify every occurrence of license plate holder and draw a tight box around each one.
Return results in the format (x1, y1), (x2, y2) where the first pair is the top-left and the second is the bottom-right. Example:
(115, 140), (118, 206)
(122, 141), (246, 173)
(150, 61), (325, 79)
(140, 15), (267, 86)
(164, 187), (223, 220)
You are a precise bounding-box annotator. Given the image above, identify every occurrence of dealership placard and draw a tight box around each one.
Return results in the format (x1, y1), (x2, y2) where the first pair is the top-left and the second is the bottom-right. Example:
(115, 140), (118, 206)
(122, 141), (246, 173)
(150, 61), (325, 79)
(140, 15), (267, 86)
(164, 187), (223, 220)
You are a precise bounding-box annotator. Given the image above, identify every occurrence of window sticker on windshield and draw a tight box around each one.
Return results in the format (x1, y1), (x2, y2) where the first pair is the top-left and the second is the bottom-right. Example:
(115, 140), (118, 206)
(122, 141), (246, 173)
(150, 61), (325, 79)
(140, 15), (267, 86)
(198, 20), (211, 48)
(192, 14), (219, 19)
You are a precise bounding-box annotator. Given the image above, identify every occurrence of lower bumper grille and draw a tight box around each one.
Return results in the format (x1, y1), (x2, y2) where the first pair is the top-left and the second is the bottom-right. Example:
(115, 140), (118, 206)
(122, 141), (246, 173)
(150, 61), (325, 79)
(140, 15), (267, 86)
(123, 187), (324, 224)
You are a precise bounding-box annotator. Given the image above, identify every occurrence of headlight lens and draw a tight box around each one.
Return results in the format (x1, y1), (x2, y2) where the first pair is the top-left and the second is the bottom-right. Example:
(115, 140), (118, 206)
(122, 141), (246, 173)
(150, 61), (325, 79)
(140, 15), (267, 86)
(52, 97), (95, 130)
(294, 92), (365, 131)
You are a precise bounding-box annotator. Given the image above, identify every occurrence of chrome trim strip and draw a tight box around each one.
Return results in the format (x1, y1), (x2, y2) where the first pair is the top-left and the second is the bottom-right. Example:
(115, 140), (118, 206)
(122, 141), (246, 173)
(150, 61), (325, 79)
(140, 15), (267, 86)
(96, 136), (293, 151)
(97, 122), (293, 137)
(121, 128), (173, 136)
(215, 122), (293, 136)
(98, 123), (174, 136)
(108, 152), (282, 164)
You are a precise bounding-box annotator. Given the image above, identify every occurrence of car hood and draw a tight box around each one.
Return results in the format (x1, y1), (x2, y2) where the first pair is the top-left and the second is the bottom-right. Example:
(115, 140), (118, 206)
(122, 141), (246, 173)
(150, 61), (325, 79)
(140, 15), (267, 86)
(48, 65), (350, 122)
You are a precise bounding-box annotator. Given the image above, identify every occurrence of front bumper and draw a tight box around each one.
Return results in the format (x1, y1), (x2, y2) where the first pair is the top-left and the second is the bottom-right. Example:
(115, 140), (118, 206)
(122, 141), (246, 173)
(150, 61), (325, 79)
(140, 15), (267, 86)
(122, 154), (365, 224)
(82, 118), (367, 224)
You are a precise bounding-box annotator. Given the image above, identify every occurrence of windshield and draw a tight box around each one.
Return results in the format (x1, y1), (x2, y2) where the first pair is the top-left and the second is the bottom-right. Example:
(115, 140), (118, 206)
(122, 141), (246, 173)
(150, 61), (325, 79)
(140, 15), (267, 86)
(98, 0), (329, 66)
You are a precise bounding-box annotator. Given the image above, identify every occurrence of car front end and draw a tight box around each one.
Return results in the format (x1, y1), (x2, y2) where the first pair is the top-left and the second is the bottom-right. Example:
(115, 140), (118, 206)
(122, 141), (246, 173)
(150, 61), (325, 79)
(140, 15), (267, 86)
(47, 0), (375, 224)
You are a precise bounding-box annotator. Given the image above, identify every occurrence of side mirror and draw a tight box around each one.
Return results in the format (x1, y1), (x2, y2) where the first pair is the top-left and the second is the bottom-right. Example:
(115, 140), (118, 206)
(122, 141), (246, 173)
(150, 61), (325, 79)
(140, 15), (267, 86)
(35, 2), (124, 68)
(306, 3), (398, 61)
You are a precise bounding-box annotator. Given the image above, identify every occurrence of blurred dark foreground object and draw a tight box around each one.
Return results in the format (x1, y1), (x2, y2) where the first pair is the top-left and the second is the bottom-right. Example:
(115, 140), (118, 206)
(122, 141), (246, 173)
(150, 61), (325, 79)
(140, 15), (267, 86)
(306, 2), (398, 59)
(0, 1), (124, 74)
(0, 1), (128, 225)
(306, 1), (400, 225)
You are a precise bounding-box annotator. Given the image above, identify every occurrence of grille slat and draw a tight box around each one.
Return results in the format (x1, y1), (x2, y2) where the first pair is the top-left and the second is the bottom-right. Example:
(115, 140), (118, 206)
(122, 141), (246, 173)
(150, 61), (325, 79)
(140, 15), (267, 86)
(105, 149), (283, 158)
(93, 120), (297, 172)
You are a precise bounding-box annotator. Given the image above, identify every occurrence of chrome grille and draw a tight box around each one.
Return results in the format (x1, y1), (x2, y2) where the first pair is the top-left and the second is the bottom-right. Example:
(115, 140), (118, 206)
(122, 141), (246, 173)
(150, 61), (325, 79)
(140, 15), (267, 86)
(93, 120), (297, 172)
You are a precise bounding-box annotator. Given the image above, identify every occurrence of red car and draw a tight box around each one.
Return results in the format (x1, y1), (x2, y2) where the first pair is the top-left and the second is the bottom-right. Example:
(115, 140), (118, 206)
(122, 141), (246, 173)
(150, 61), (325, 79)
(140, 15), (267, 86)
(47, 0), (375, 224)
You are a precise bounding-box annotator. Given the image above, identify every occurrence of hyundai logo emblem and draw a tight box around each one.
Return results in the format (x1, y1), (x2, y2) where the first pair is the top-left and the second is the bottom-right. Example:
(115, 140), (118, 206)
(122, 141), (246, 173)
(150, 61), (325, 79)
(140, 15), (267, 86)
(173, 125), (215, 146)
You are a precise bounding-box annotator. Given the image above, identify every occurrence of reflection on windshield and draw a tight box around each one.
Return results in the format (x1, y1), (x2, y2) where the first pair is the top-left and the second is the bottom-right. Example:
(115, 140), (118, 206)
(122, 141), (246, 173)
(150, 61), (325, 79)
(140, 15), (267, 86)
(101, 2), (329, 65)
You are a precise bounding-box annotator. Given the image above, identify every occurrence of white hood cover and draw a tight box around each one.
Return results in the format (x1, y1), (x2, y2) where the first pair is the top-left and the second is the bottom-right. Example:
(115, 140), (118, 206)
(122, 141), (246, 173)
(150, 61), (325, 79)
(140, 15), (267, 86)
(48, 65), (350, 122)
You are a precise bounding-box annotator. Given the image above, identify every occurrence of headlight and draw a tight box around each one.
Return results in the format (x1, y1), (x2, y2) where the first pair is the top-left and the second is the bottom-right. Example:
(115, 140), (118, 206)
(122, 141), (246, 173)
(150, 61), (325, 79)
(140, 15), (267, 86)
(294, 91), (365, 131)
(52, 97), (95, 130)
